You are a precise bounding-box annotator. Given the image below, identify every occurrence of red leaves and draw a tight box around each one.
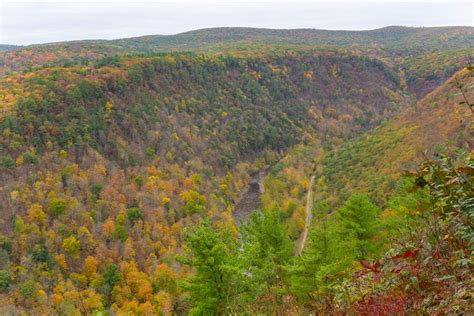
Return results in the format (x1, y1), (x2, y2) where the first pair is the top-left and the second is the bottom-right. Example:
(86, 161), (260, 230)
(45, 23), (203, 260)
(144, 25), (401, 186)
(355, 250), (418, 282)
(353, 292), (408, 316)
(391, 254), (403, 260)
(389, 249), (417, 275)
(392, 249), (416, 260)
(356, 260), (384, 282)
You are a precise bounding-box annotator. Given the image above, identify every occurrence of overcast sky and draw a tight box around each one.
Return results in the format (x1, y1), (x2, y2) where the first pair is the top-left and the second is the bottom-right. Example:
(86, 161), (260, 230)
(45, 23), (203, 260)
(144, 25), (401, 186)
(1, 0), (472, 45)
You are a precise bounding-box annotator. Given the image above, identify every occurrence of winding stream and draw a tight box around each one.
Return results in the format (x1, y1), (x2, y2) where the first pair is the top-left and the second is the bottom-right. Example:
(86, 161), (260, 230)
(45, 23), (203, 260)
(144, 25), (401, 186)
(233, 165), (316, 256)
(233, 167), (268, 225)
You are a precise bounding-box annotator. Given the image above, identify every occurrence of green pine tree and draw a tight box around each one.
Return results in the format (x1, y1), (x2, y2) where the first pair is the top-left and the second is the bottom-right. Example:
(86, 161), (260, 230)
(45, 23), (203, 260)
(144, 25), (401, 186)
(178, 220), (243, 315)
(288, 201), (356, 300)
(240, 210), (293, 293)
(337, 194), (381, 259)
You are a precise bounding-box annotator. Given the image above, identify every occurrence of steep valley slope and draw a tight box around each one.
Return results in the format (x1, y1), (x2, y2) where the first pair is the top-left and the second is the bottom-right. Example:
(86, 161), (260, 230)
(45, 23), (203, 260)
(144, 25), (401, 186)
(0, 28), (472, 314)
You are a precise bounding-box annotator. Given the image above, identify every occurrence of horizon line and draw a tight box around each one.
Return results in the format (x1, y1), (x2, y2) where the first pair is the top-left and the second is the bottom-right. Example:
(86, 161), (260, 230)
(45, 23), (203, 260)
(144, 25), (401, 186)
(2, 24), (473, 47)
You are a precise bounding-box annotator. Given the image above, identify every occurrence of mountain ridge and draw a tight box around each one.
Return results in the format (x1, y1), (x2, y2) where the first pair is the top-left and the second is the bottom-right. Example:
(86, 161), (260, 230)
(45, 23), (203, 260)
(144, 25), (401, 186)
(3, 25), (473, 47)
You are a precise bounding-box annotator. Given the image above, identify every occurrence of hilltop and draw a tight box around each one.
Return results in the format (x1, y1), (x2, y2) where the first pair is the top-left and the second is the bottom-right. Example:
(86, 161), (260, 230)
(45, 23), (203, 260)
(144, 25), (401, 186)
(4, 26), (473, 53)
(1, 26), (472, 97)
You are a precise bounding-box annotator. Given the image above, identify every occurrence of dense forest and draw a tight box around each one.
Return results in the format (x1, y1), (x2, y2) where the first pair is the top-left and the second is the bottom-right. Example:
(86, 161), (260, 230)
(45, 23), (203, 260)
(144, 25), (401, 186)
(0, 26), (472, 315)
(1, 26), (472, 98)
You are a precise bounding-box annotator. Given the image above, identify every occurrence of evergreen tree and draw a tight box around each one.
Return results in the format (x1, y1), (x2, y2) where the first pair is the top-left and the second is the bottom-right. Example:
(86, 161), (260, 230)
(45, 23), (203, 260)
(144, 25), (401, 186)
(337, 194), (381, 259)
(288, 201), (356, 300)
(101, 263), (122, 306)
(237, 210), (294, 313)
(0, 270), (10, 292)
(240, 210), (293, 291)
(178, 220), (243, 315)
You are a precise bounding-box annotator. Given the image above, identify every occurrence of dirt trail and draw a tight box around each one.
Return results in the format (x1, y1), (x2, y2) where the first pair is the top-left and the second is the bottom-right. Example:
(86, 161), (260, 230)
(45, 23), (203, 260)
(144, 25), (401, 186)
(233, 164), (316, 256)
(296, 174), (315, 256)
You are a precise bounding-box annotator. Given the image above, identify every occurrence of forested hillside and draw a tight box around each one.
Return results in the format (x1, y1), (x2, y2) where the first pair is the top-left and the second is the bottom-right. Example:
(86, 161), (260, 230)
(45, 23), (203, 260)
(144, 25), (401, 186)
(197, 67), (473, 315)
(0, 50), (407, 313)
(320, 67), (473, 205)
(0, 51), (403, 168)
(0, 26), (472, 315)
(2, 26), (472, 97)
(0, 45), (20, 52)
(304, 70), (473, 312)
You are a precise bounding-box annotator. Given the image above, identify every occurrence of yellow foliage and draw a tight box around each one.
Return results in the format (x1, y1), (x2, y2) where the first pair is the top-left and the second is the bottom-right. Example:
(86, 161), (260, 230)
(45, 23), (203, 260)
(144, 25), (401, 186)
(46, 140), (54, 151)
(120, 194), (127, 205)
(82, 289), (103, 311)
(53, 293), (64, 307)
(145, 181), (155, 192)
(70, 163), (79, 174)
(45, 229), (56, 242)
(78, 226), (91, 237)
(44, 175), (54, 186)
(28, 203), (46, 226)
(138, 301), (155, 315)
(62, 236), (80, 257)
(302, 178), (310, 190)
(146, 166), (159, 177)
(219, 183), (230, 195)
(120, 299), (140, 314)
(137, 280), (153, 301)
(155, 291), (173, 314)
(183, 177), (194, 190)
(124, 239), (136, 260)
(148, 175), (159, 183)
(16, 155), (24, 166)
(36, 288), (47, 300)
(164, 55), (176, 65)
(34, 180), (42, 191)
(103, 218), (115, 235)
(290, 186), (299, 198)
(55, 254), (68, 271)
(94, 163), (107, 176)
(59, 149), (68, 160)
(47, 191), (58, 199)
(105, 101), (113, 113)
(161, 197), (171, 205)
(10, 190), (19, 200)
(331, 64), (339, 77)
(191, 173), (202, 184)
(84, 256), (98, 276)
(116, 213), (127, 226)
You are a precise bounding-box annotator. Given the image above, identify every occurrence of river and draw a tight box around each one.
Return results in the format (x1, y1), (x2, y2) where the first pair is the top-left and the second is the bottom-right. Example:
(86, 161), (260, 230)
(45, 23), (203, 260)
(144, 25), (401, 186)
(233, 167), (268, 225)
(233, 165), (316, 255)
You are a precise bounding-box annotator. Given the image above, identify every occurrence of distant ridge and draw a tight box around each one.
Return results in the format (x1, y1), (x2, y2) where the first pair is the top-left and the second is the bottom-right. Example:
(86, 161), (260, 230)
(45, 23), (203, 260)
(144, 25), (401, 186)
(2, 25), (472, 48)
(0, 44), (21, 52)
(1, 25), (471, 98)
